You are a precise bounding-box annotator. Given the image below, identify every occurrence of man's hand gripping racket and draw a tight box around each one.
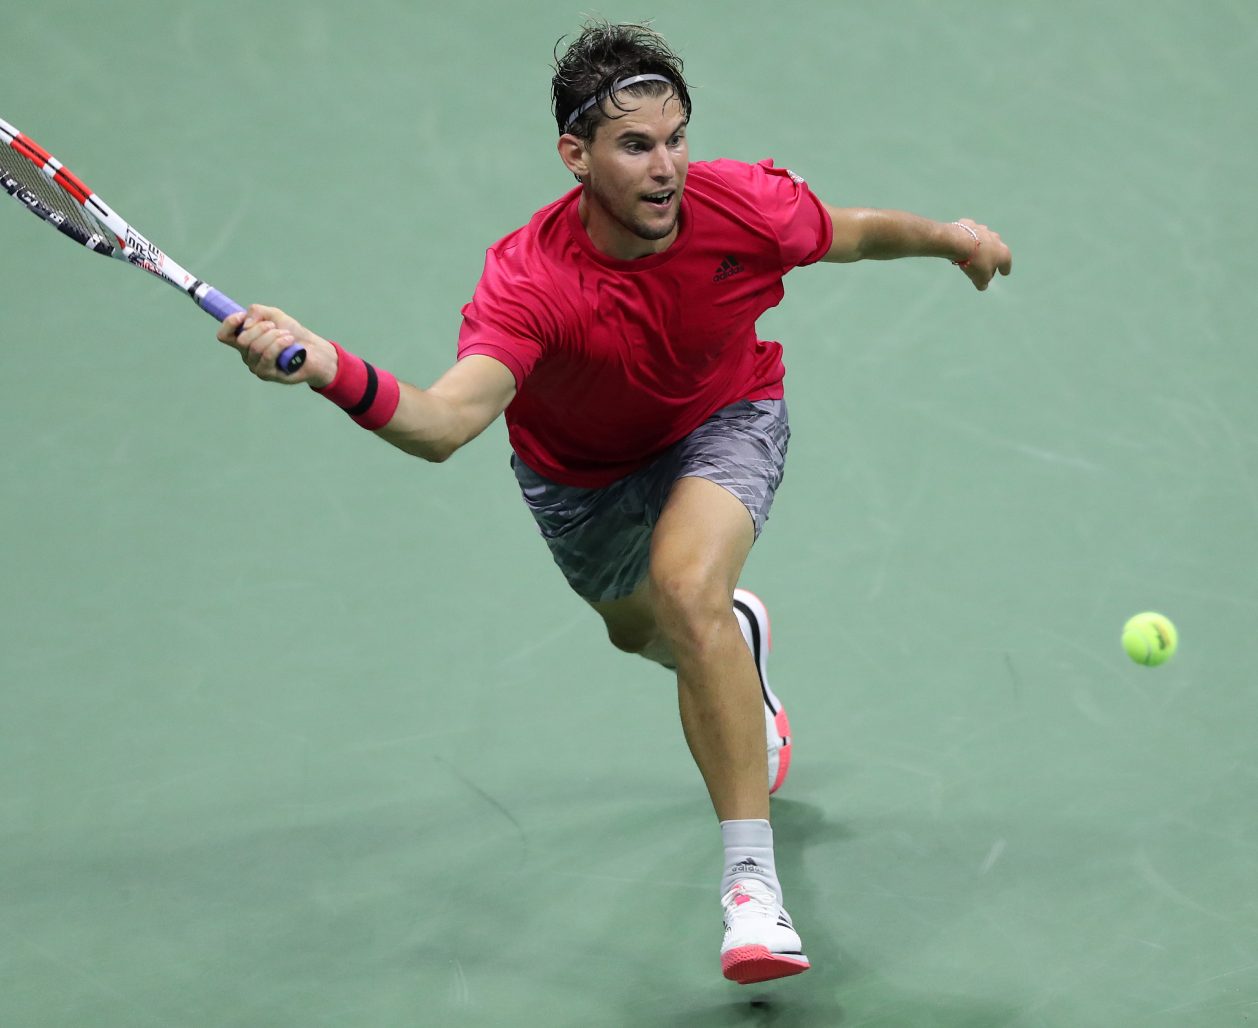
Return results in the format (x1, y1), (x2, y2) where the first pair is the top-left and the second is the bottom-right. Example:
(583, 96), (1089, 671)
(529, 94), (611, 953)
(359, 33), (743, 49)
(0, 115), (307, 375)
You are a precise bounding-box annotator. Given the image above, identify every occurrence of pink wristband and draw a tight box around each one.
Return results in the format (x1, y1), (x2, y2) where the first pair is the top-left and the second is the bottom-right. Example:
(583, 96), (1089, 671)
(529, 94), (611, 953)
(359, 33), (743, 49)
(314, 341), (401, 430)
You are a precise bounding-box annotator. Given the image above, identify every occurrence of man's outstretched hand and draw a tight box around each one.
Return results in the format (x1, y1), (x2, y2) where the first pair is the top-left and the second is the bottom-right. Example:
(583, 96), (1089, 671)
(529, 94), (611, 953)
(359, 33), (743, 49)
(954, 218), (1012, 291)
(216, 304), (339, 388)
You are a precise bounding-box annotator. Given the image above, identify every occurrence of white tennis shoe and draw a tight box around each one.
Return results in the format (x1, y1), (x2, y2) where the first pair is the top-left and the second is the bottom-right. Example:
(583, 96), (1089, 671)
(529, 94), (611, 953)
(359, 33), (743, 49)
(733, 589), (792, 794)
(720, 878), (810, 984)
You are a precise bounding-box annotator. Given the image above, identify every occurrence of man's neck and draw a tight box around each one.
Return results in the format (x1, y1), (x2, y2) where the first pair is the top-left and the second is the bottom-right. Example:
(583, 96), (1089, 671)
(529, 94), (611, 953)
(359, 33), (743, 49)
(577, 190), (679, 261)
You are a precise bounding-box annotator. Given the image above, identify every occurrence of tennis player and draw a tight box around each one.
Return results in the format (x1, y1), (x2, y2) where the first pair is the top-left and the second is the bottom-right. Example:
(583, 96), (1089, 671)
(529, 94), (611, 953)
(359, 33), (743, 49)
(218, 22), (1011, 984)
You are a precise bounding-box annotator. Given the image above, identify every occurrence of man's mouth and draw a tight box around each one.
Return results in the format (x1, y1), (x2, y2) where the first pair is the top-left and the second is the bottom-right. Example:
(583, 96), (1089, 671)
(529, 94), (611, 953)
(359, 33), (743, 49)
(641, 190), (675, 210)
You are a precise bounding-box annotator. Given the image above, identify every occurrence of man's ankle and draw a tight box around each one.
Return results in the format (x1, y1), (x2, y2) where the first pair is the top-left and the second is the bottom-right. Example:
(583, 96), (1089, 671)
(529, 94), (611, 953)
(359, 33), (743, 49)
(720, 818), (783, 905)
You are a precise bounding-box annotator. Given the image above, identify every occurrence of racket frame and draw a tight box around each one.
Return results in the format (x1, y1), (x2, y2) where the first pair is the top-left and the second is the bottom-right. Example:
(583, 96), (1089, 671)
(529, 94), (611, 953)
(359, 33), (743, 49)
(0, 116), (304, 372)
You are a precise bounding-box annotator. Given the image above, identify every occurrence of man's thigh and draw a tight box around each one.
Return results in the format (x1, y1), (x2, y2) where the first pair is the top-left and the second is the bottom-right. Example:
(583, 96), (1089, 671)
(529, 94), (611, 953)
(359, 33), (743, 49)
(512, 398), (789, 604)
(591, 476), (754, 654)
(650, 476), (756, 606)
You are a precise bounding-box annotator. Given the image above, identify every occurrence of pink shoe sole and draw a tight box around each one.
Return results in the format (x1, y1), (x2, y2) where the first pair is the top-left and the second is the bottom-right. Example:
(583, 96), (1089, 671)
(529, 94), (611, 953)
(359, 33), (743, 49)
(735, 589), (793, 796)
(770, 709), (792, 795)
(722, 945), (811, 984)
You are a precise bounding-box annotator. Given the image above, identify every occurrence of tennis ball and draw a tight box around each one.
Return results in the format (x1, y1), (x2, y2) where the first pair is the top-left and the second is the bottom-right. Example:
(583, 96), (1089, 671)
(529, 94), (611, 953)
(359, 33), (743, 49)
(1122, 612), (1177, 666)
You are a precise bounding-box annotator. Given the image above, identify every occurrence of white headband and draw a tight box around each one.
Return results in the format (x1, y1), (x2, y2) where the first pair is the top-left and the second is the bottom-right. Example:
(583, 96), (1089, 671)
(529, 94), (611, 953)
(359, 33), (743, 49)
(562, 73), (675, 133)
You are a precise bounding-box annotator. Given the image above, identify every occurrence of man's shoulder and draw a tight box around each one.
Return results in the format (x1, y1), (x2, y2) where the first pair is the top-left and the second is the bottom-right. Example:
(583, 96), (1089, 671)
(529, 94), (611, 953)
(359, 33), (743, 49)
(485, 186), (581, 265)
(471, 187), (582, 323)
(687, 157), (762, 183)
(687, 158), (805, 201)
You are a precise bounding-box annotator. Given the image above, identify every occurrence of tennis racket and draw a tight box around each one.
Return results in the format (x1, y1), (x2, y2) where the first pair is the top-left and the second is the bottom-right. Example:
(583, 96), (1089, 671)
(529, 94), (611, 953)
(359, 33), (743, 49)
(0, 115), (305, 373)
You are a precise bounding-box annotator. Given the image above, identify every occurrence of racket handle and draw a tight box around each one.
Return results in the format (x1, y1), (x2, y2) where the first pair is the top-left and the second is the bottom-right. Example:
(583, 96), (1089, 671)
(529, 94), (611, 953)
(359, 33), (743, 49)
(197, 287), (307, 374)
(198, 286), (245, 322)
(276, 341), (307, 373)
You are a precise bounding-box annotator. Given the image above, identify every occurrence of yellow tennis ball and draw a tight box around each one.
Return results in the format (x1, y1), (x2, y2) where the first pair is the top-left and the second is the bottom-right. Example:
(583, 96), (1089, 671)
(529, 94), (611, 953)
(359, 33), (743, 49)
(1122, 612), (1177, 666)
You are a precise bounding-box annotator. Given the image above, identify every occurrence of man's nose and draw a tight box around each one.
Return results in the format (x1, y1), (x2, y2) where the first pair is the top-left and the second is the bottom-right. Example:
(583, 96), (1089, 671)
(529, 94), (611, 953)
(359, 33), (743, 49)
(648, 143), (675, 179)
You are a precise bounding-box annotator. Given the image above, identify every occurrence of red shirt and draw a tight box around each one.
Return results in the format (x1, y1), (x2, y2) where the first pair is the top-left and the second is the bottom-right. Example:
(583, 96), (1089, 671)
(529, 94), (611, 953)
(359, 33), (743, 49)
(457, 158), (833, 487)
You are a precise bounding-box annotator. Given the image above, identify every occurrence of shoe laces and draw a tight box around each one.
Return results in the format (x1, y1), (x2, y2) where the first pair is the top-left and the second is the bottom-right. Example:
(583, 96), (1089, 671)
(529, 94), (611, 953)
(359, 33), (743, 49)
(721, 878), (779, 919)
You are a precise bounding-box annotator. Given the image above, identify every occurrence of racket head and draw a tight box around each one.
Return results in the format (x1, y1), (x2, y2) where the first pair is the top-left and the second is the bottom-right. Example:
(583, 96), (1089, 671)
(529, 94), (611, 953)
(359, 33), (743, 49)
(0, 116), (197, 292)
(0, 119), (117, 253)
(1, 115), (306, 374)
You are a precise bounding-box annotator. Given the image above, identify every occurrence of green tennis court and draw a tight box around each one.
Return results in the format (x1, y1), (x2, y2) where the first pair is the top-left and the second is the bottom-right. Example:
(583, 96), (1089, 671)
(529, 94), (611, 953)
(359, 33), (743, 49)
(2, 1), (1255, 1024)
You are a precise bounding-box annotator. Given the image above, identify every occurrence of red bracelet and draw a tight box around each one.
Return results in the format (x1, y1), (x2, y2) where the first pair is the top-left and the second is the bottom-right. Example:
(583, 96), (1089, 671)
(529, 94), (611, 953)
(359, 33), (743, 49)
(951, 221), (980, 267)
(314, 341), (400, 430)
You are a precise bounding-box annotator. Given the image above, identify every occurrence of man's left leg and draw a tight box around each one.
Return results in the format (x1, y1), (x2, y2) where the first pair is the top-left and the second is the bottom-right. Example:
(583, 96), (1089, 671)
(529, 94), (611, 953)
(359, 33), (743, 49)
(602, 476), (808, 983)
(648, 476), (766, 821)
(589, 497), (791, 800)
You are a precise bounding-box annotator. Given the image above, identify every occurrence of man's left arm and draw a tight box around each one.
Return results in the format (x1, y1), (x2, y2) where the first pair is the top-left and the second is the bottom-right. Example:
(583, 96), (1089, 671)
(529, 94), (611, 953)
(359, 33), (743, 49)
(820, 205), (1012, 291)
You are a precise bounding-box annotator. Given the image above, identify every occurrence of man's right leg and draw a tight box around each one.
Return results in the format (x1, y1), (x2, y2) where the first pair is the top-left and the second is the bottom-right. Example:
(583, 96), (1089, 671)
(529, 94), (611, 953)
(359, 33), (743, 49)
(589, 574), (676, 669)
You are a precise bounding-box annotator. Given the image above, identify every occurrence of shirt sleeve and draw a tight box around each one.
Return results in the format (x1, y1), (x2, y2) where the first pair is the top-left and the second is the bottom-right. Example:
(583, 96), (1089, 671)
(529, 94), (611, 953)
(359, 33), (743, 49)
(749, 158), (834, 269)
(456, 242), (556, 390)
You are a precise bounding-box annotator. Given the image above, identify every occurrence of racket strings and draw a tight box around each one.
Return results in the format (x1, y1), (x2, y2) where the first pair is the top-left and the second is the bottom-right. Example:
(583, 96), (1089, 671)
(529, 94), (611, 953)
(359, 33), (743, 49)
(0, 144), (112, 245)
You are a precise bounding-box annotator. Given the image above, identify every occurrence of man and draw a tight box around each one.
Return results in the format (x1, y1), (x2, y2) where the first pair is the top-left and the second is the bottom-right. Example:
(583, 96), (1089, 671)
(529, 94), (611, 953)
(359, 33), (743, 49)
(218, 22), (1011, 984)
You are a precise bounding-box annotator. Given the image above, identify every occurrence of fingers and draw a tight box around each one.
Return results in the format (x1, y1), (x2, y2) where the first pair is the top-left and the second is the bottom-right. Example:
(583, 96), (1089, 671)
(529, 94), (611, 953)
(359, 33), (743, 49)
(228, 320), (301, 382)
(218, 310), (275, 350)
(246, 303), (287, 326)
(248, 303), (309, 341)
(212, 302), (311, 383)
(244, 327), (295, 377)
(216, 310), (247, 344)
(235, 318), (275, 353)
(957, 224), (1012, 290)
(981, 228), (1011, 270)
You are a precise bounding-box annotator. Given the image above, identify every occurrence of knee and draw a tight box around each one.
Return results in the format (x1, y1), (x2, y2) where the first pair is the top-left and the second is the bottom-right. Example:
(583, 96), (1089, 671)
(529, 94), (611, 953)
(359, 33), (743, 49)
(649, 566), (729, 651)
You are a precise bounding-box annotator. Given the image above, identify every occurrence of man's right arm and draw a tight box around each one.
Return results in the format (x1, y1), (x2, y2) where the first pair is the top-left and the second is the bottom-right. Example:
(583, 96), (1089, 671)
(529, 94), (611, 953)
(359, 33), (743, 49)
(218, 305), (517, 464)
(377, 354), (517, 462)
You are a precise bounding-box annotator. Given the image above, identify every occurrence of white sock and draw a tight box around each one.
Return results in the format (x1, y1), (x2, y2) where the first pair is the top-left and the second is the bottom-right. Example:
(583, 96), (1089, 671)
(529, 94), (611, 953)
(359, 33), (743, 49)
(720, 818), (782, 905)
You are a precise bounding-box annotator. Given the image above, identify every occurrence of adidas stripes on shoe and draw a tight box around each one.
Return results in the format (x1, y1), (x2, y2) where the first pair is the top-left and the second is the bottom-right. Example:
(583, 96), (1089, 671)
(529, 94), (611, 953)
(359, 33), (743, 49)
(720, 878), (810, 984)
(733, 589), (791, 794)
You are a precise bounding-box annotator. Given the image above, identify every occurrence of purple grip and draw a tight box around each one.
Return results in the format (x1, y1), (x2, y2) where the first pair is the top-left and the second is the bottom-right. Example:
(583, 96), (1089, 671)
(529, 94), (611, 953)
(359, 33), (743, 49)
(198, 287), (306, 374)
(199, 287), (245, 322)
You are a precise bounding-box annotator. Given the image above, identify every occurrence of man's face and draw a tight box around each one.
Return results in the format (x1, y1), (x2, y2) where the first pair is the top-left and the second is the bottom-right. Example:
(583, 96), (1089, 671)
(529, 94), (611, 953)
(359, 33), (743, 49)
(575, 94), (689, 241)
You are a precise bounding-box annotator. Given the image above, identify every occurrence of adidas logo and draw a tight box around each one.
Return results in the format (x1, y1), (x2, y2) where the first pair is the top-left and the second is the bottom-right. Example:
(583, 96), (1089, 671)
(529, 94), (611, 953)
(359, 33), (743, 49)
(713, 254), (745, 282)
(730, 858), (761, 875)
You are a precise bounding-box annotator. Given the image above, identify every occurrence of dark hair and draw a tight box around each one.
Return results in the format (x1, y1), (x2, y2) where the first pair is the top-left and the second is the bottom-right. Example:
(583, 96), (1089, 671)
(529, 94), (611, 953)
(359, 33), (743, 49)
(551, 20), (692, 143)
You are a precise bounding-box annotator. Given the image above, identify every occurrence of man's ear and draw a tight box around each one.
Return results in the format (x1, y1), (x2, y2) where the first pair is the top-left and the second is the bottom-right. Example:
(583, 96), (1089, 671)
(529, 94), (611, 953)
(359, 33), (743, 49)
(558, 133), (589, 179)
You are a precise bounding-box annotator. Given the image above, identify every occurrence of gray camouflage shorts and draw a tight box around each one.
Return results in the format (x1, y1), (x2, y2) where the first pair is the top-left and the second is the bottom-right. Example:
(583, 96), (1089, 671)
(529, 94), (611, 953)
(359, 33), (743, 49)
(512, 399), (790, 602)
